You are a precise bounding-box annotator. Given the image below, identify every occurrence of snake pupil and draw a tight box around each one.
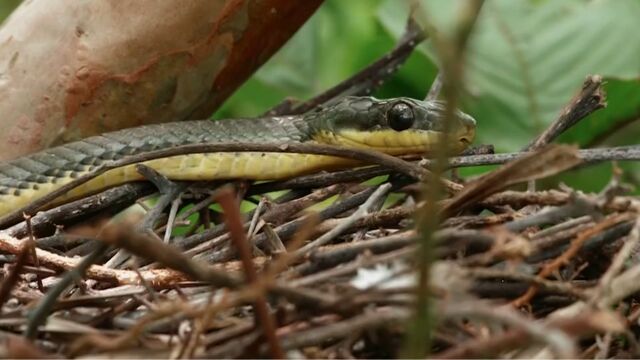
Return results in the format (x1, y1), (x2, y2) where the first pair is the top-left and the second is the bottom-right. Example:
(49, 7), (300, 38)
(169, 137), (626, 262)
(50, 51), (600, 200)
(387, 102), (414, 131)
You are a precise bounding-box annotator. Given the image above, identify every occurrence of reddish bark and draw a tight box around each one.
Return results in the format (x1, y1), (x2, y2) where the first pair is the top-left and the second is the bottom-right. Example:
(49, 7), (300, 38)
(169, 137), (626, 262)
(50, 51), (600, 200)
(0, 0), (323, 160)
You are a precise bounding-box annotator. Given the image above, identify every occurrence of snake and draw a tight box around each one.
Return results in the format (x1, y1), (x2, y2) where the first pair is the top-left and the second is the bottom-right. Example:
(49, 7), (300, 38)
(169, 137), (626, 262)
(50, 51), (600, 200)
(0, 96), (476, 218)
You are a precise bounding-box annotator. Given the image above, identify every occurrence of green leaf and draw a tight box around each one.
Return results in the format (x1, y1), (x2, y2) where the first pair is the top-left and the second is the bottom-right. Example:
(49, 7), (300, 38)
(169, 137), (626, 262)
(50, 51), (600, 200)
(379, 0), (640, 152)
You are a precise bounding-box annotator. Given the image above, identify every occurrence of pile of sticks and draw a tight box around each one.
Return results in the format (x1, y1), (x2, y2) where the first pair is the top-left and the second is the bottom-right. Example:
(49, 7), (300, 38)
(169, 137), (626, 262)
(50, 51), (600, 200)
(1, 17), (640, 359)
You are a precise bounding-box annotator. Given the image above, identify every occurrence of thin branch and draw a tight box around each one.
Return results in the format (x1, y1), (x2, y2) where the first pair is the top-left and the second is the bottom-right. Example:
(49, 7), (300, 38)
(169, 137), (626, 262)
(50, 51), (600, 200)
(272, 18), (426, 115)
(0, 241), (30, 309)
(216, 187), (284, 359)
(293, 183), (392, 256)
(25, 241), (109, 339)
(525, 75), (607, 151)
(425, 72), (443, 101)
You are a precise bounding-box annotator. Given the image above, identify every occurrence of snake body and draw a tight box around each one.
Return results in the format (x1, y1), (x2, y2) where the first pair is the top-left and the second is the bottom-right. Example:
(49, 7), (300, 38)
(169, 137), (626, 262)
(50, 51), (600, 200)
(0, 97), (476, 217)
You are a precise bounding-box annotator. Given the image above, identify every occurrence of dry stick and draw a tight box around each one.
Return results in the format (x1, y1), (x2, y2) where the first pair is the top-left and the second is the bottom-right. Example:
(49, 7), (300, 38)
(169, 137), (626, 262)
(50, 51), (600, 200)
(440, 144), (582, 217)
(593, 257), (640, 309)
(24, 241), (110, 339)
(248, 166), (393, 195)
(292, 246), (415, 287)
(465, 267), (587, 299)
(291, 231), (415, 277)
(293, 183), (392, 256)
(0, 141), (435, 228)
(275, 307), (410, 351)
(74, 220), (338, 310)
(525, 75), (607, 151)
(279, 17), (426, 115)
(511, 213), (633, 308)
(524, 75), (606, 192)
(247, 197), (267, 240)
(443, 301), (577, 359)
(0, 241), (31, 309)
(215, 187), (284, 359)
(207, 185), (386, 263)
(163, 197), (182, 242)
(439, 145), (640, 169)
(477, 189), (628, 212)
(134, 164), (187, 232)
(178, 189), (311, 251)
(425, 72), (443, 101)
(24, 217), (44, 293)
(434, 310), (623, 359)
(0, 228), (254, 286)
(5, 184), (154, 237)
(590, 212), (640, 305)
(251, 145), (640, 191)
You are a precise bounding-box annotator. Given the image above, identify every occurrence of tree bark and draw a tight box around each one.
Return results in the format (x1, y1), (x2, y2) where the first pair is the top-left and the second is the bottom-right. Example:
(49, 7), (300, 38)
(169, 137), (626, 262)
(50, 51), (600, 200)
(0, 0), (322, 160)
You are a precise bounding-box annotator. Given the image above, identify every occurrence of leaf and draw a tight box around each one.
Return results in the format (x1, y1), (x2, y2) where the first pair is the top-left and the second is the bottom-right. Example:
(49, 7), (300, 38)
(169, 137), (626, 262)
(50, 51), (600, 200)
(378, 0), (640, 152)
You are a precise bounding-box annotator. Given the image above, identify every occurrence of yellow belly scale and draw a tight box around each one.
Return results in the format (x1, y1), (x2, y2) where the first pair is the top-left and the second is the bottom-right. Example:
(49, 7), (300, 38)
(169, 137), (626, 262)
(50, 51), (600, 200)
(0, 152), (354, 216)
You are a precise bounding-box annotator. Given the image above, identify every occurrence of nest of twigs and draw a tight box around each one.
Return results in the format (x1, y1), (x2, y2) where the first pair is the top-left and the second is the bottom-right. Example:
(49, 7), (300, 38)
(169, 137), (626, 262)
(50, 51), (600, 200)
(1, 129), (640, 359)
(2, 108), (640, 358)
(2, 17), (640, 360)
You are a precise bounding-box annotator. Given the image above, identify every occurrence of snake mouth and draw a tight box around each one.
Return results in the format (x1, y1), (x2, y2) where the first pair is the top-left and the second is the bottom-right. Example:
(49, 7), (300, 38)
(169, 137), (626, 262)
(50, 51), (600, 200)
(315, 129), (458, 155)
(319, 127), (475, 156)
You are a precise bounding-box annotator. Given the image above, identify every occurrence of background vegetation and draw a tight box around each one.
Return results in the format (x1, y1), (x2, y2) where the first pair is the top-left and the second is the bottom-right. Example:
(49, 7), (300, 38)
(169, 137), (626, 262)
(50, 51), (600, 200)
(2, 0), (639, 191)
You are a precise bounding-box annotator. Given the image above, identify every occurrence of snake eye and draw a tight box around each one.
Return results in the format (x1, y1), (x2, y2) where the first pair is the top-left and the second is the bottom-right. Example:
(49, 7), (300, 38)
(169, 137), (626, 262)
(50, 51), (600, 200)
(387, 102), (414, 131)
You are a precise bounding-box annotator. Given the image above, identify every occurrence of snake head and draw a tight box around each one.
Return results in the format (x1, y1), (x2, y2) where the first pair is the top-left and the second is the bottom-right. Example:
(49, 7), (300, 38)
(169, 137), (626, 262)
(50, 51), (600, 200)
(309, 96), (476, 155)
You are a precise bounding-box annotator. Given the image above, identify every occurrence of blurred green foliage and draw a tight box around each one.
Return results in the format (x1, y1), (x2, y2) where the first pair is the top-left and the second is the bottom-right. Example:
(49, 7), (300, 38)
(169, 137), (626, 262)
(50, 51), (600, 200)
(220, 0), (640, 192)
(0, 0), (19, 25)
(2, 0), (639, 192)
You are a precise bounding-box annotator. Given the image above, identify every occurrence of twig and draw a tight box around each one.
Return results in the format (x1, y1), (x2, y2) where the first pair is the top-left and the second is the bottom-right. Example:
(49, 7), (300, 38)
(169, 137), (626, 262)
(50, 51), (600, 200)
(293, 183), (392, 256)
(294, 231), (415, 276)
(435, 310), (621, 359)
(24, 216), (43, 293)
(590, 213), (640, 305)
(208, 186), (383, 262)
(465, 267), (587, 299)
(6, 183), (153, 237)
(442, 301), (577, 358)
(425, 72), (443, 101)
(164, 196), (182, 242)
(247, 166), (391, 194)
(275, 307), (409, 351)
(525, 75), (607, 151)
(441, 145), (582, 217)
(511, 213), (633, 307)
(247, 197), (267, 240)
(134, 164), (187, 232)
(70, 220), (340, 311)
(215, 187), (284, 358)
(504, 195), (598, 233)
(422, 145), (640, 169)
(0, 241), (30, 309)
(291, 246), (414, 287)
(25, 241), (109, 339)
(273, 18), (426, 115)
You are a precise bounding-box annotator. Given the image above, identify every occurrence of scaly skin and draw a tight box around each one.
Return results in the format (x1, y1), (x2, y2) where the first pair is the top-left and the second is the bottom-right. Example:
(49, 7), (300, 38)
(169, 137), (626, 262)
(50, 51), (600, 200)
(0, 96), (476, 217)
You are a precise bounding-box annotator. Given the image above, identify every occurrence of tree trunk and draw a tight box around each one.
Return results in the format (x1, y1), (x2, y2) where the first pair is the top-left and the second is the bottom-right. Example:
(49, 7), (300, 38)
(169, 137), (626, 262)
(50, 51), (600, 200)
(0, 0), (322, 160)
